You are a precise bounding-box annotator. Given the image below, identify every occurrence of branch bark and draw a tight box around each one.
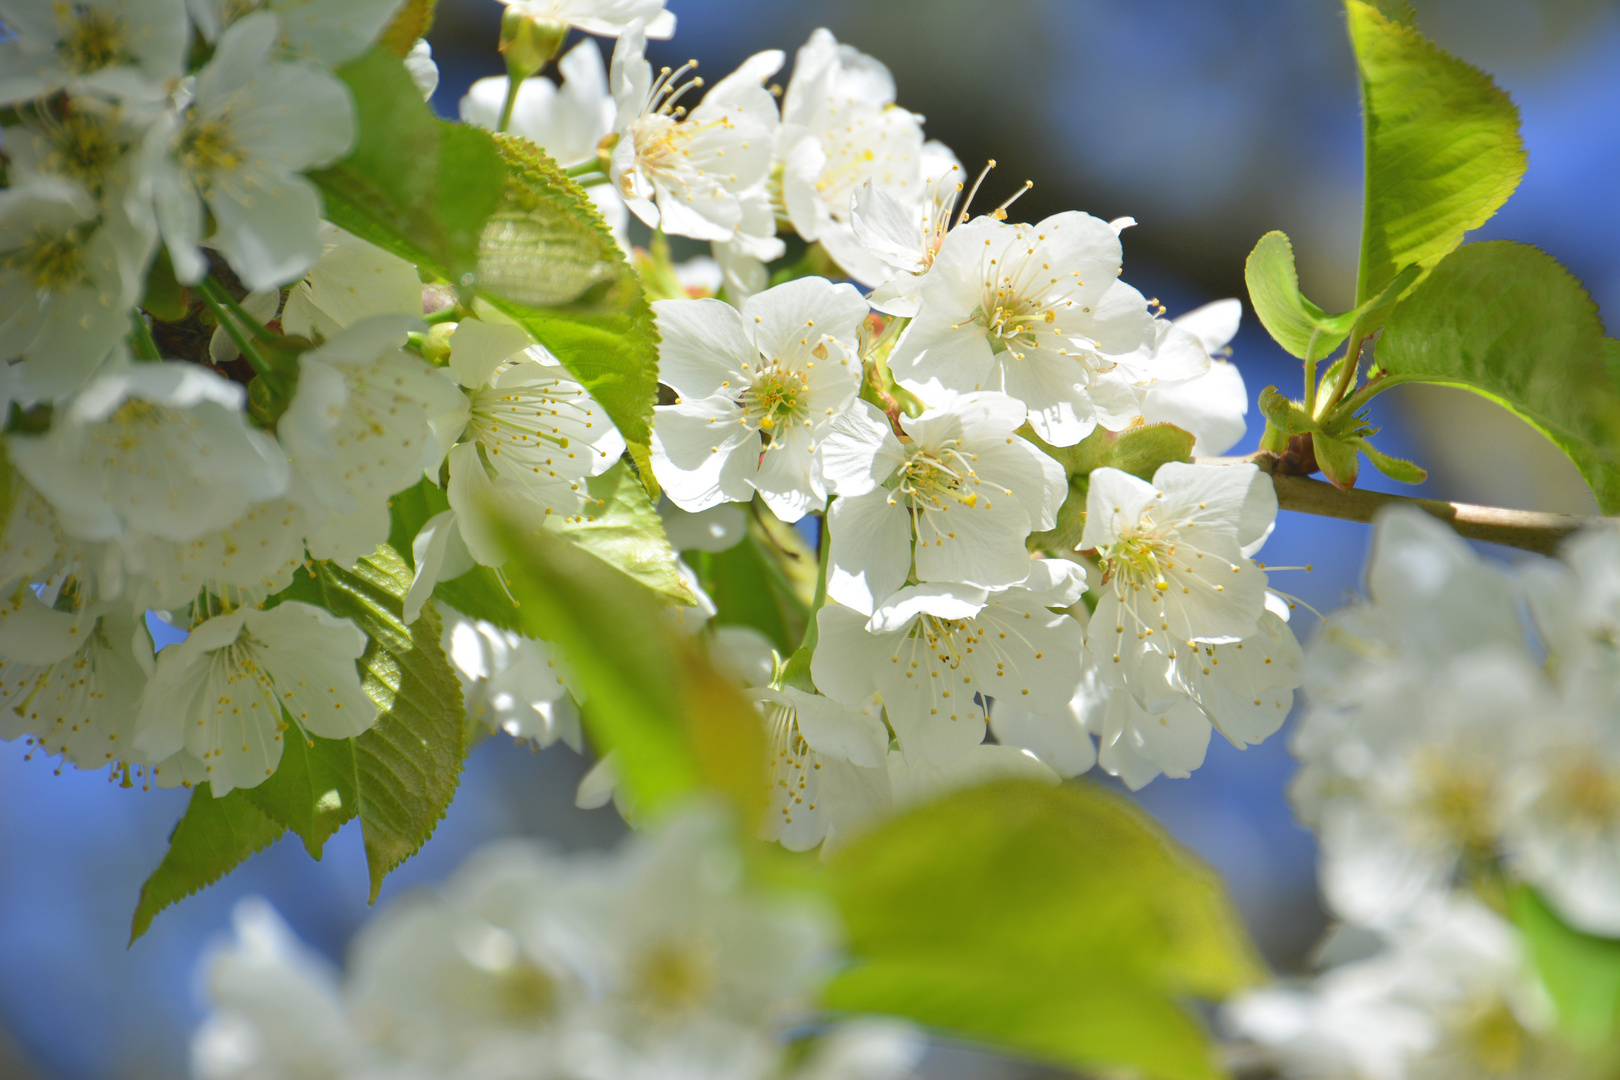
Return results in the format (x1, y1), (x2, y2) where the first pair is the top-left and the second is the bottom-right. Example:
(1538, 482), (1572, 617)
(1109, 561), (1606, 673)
(1199, 453), (1596, 557)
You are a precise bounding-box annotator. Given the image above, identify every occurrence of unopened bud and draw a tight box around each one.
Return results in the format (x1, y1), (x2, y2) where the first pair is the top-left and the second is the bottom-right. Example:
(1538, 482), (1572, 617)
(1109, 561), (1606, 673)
(595, 131), (620, 175)
(499, 8), (567, 80)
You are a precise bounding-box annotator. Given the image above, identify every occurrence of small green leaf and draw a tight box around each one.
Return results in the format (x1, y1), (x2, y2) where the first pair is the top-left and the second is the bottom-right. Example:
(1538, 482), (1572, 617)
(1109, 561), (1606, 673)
(242, 734), (358, 860)
(131, 786), (285, 943)
(488, 501), (766, 822)
(555, 461), (693, 607)
(822, 780), (1263, 1080)
(1027, 473), (1089, 555)
(1258, 386), (1316, 435)
(1513, 887), (1620, 1053)
(1347, 0), (1526, 307)
(312, 49), (507, 283)
(1101, 423), (1197, 481)
(1355, 438), (1427, 484)
(1313, 432), (1361, 490)
(479, 135), (660, 465)
(377, 0), (436, 56)
(690, 538), (803, 656)
(1245, 231), (1357, 361)
(141, 247), (188, 323)
(1377, 241), (1620, 512)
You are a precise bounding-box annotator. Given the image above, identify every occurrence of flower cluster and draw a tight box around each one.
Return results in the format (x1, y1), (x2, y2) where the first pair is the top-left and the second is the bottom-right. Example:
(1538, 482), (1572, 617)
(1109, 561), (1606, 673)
(0, 0), (644, 795)
(1226, 508), (1620, 1078)
(192, 807), (924, 1080)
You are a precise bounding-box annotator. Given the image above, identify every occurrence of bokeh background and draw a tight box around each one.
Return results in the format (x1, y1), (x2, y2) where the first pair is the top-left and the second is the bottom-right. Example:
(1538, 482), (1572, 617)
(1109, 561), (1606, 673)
(4, 1), (1619, 1076)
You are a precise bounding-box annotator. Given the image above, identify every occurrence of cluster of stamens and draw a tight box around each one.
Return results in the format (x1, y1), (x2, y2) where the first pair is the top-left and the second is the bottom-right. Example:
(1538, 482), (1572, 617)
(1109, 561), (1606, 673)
(58, 5), (129, 75)
(893, 442), (980, 512)
(739, 363), (810, 439)
(764, 699), (819, 826)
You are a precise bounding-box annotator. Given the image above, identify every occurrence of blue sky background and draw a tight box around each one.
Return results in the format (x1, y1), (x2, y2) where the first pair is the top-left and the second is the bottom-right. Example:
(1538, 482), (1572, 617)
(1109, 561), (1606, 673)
(3, 2), (1618, 1077)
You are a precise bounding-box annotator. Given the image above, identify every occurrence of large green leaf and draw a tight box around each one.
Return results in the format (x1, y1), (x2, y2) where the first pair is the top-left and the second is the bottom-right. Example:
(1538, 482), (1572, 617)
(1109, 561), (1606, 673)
(311, 49), (506, 283)
(1513, 887), (1620, 1055)
(486, 500), (765, 822)
(311, 550), (467, 900)
(130, 787), (285, 943)
(821, 780), (1264, 1080)
(1246, 231), (1359, 362)
(1347, 0), (1526, 307)
(479, 135), (660, 458)
(1376, 241), (1620, 512)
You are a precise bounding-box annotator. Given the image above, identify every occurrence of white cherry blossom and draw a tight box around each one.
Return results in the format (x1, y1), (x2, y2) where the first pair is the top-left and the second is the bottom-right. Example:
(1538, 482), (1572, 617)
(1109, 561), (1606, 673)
(135, 600), (375, 795)
(440, 601), (584, 752)
(446, 328), (625, 560)
(0, 0), (188, 105)
(498, 0), (675, 40)
(812, 561), (1088, 766)
(821, 392), (1065, 613)
(120, 495), (311, 611)
(193, 898), (381, 1080)
(1083, 462), (1276, 695)
(889, 212), (1172, 445)
(650, 276), (867, 522)
(776, 29), (926, 286)
(0, 181), (154, 397)
(1136, 299), (1248, 455)
(185, 0), (406, 67)
(278, 315), (468, 567)
(278, 222), (425, 342)
(142, 11), (355, 290)
(0, 605), (151, 772)
(8, 358), (289, 544)
(755, 685), (891, 854)
(610, 22), (781, 247)
(850, 142), (964, 316)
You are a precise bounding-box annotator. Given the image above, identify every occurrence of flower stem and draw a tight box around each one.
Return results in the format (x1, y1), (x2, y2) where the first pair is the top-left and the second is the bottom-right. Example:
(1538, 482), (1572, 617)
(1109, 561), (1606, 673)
(423, 304), (463, 325)
(202, 277), (278, 343)
(497, 68), (525, 134)
(576, 172), (609, 188)
(197, 284), (274, 381)
(1200, 452), (1592, 556)
(565, 159), (602, 178)
(128, 311), (161, 361)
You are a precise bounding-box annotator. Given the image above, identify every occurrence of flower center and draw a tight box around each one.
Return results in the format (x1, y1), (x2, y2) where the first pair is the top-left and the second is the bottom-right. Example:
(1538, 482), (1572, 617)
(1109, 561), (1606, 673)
(633, 940), (716, 1013)
(896, 442), (979, 510)
(493, 961), (557, 1025)
(43, 107), (127, 192)
(21, 231), (88, 292)
(1412, 751), (1496, 852)
(764, 699), (819, 826)
(57, 4), (129, 75)
(181, 114), (244, 178)
(741, 365), (809, 434)
(1555, 759), (1620, 827)
(1099, 527), (1176, 594)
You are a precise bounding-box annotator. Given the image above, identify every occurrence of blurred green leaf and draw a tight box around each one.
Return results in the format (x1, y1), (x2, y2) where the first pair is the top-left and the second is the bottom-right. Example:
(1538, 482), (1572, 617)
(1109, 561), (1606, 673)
(1347, 0), (1525, 307)
(377, 0), (436, 55)
(480, 135), (660, 463)
(312, 49), (506, 283)
(821, 780), (1264, 1080)
(1377, 241), (1620, 512)
(1246, 231), (1357, 361)
(556, 461), (691, 607)
(1513, 887), (1620, 1054)
(130, 786), (284, 943)
(487, 500), (766, 823)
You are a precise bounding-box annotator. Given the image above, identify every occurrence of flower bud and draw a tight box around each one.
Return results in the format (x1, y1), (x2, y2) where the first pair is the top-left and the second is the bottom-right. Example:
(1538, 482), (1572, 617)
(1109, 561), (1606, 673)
(498, 8), (566, 81)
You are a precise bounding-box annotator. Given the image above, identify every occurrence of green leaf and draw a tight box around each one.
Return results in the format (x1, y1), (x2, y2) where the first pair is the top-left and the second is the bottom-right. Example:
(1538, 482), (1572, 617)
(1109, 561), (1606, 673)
(1355, 438), (1427, 484)
(311, 49), (507, 283)
(130, 786), (284, 943)
(690, 538), (803, 656)
(1102, 422), (1197, 481)
(298, 549), (468, 900)
(1245, 231), (1358, 361)
(479, 135), (660, 462)
(242, 733), (358, 860)
(1312, 432), (1361, 490)
(487, 501), (766, 823)
(1377, 241), (1620, 512)
(1258, 386), (1315, 435)
(822, 780), (1264, 1080)
(1347, 0), (1526, 307)
(1512, 887), (1620, 1053)
(555, 461), (692, 607)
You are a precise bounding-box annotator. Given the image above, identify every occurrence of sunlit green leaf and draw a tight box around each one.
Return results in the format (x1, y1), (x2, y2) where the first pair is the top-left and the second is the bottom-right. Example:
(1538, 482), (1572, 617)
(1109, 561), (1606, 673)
(555, 462), (692, 607)
(821, 780), (1264, 1080)
(130, 787), (284, 943)
(311, 49), (506, 283)
(242, 733), (358, 860)
(1347, 0), (1526, 306)
(1377, 241), (1620, 512)
(1245, 231), (1357, 361)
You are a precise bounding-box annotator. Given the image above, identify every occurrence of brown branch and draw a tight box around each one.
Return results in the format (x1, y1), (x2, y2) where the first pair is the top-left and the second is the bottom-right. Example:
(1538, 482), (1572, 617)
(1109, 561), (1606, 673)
(1198, 453), (1596, 557)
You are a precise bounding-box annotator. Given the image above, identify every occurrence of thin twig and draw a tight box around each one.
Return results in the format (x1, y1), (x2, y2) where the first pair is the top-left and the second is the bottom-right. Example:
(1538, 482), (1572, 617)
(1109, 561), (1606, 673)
(1198, 453), (1594, 556)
